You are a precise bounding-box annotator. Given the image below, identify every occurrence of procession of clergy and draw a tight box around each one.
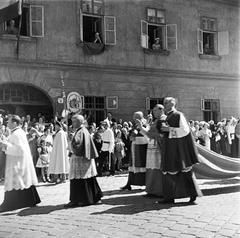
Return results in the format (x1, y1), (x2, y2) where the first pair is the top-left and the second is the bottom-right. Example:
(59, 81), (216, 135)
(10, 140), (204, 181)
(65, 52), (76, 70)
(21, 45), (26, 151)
(0, 97), (202, 212)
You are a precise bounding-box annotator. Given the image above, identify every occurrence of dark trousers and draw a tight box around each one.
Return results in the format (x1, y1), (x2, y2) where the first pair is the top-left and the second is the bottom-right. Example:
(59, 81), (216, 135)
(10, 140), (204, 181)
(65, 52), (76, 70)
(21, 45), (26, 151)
(99, 151), (115, 175)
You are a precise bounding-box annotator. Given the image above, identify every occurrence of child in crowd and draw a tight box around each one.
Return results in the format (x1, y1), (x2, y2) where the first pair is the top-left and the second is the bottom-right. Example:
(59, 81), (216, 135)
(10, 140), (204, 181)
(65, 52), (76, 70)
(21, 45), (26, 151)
(36, 139), (51, 182)
(114, 130), (125, 171)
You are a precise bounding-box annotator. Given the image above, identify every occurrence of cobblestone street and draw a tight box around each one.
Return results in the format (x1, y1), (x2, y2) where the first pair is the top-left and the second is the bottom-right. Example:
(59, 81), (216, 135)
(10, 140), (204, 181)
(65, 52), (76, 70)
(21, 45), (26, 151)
(0, 174), (240, 238)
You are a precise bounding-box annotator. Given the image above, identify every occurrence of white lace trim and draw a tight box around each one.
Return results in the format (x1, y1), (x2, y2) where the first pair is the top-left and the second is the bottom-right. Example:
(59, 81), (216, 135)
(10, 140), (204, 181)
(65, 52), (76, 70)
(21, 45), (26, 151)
(162, 166), (192, 175)
(69, 155), (97, 179)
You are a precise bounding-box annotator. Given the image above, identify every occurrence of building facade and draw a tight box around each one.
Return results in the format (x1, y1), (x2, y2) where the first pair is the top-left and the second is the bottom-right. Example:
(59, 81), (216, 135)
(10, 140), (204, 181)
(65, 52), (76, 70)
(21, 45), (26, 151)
(0, 0), (239, 124)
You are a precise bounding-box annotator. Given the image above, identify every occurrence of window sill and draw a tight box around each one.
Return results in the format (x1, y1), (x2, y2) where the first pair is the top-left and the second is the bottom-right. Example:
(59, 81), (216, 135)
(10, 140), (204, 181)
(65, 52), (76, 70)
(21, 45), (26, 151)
(0, 34), (36, 42)
(199, 54), (221, 60)
(144, 48), (170, 55)
(77, 41), (105, 55)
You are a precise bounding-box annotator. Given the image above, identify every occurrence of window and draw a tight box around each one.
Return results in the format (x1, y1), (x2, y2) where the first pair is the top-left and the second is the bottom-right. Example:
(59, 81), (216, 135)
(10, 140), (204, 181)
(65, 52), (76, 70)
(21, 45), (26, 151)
(79, 0), (116, 45)
(146, 97), (164, 111)
(82, 0), (104, 15)
(1, 4), (44, 37)
(141, 8), (177, 51)
(198, 17), (229, 56)
(201, 99), (220, 122)
(84, 96), (106, 125)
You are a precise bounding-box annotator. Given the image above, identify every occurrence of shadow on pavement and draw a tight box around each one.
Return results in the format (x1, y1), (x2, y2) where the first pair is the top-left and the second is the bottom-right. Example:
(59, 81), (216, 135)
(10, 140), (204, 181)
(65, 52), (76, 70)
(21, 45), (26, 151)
(17, 204), (66, 216)
(103, 188), (145, 196)
(201, 178), (240, 185)
(202, 185), (240, 196)
(91, 195), (196, 215)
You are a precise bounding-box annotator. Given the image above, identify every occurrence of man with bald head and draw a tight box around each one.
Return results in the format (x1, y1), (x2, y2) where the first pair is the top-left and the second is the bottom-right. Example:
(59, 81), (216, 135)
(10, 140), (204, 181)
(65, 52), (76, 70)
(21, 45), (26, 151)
(64, 114), (102, 208)
(159, 97), (202, 204)
(121, 111), (148, 190)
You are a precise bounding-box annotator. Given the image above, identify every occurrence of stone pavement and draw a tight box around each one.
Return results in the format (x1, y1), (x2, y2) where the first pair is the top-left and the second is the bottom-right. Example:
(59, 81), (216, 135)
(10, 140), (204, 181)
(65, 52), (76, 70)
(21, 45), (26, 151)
(0, 173), (240, 238)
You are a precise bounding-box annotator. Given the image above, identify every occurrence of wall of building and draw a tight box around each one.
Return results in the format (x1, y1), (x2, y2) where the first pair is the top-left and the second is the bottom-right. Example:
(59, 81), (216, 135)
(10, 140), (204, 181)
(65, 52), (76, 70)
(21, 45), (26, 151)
(0, 0), (239, 122)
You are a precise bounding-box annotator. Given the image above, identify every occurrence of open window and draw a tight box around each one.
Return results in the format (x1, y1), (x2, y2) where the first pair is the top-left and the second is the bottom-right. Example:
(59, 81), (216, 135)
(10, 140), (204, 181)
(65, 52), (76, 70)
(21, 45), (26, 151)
(79, 0), (116, 46)
(1, 4), (44, 37)
(201, 99), (220, 122)
(198, 16), (229, 56)
(140, 8), (177, 52)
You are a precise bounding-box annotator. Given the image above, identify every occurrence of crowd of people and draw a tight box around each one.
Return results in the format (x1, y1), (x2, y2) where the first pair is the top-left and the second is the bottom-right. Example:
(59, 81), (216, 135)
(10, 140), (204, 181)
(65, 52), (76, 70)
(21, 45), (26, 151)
(0, 97), (239, 211)
(189, 117), (240, 157)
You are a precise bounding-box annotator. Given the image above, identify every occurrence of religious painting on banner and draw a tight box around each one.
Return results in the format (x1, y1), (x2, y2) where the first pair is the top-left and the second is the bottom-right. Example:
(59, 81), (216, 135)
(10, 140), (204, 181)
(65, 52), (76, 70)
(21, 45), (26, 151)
(67, 92), (84, 114)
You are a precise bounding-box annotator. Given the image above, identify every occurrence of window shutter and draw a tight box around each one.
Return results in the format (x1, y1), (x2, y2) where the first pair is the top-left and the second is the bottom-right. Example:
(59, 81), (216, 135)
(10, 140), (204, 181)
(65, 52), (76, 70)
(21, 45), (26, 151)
(218, 31), (229, 56)
(80, 96), (85, 109)
(146, 97), (150, 110)
(212, 99), (220, 112)
(30, 5), (44, 37)
(197, 28), (203, 54)
(166, 24), (177, 50)
(141, 20), (148, 49)
(104, 16), (116, 45)
(201, 99), (205, 110)
(79, 8), (83, 41)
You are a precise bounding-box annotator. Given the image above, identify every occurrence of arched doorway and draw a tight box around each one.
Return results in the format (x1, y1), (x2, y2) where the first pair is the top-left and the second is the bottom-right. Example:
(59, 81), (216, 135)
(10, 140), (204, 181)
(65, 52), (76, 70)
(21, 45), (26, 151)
(0, 83), (53, 122)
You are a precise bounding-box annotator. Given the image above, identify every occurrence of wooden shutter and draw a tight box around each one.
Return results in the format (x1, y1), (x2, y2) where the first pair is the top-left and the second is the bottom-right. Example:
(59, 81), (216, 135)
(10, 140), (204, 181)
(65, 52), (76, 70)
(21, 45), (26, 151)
(141, 20), (149, 49)
(30, 5), (44, 37)
(104, 16), (116, 45)
(212, 99), (220, 112)
(218, 31), (229, 55)
(79, 8), (83, 41)
(197, 28), (203, 54)
(166, 24), (177, 50)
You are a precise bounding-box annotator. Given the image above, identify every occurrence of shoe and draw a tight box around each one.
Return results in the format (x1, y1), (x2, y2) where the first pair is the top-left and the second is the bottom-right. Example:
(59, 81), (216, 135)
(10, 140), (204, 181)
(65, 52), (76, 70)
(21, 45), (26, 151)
(64, 202), (79, 208)
(189, 196), (197, 203)
(120, 185), (132, 191)
(157, 199), (174, 204)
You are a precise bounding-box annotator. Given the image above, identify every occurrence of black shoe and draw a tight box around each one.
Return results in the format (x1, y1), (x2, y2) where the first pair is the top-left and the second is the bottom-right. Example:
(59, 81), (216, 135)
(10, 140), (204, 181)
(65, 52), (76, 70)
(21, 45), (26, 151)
(64, 202), (79, 208)
(157, 199), (174, 204)
(120, 185), (132, 191)
(189, 196), (197, 203)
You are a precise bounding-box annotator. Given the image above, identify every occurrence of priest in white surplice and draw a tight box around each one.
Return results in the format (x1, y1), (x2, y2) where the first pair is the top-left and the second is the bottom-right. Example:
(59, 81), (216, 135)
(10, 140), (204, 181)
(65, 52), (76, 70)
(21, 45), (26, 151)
(0, 115), (41, 212)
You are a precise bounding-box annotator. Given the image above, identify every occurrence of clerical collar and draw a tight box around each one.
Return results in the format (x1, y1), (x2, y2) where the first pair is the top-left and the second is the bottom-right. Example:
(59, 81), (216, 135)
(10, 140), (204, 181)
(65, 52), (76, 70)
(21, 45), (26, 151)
(11, 126), (20, 133)
(167, 108), (176, 115)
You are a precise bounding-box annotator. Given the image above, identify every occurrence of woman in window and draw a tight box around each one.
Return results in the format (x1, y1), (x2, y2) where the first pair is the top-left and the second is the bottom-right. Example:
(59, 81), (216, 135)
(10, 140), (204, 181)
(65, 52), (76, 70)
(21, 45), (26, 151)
(152, 37), (161, 50)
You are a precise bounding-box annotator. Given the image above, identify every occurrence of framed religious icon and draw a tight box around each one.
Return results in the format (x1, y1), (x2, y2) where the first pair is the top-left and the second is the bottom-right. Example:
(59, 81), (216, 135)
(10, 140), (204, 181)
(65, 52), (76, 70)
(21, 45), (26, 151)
(67, 92), (84, 113)
(106, 96), (118, 109)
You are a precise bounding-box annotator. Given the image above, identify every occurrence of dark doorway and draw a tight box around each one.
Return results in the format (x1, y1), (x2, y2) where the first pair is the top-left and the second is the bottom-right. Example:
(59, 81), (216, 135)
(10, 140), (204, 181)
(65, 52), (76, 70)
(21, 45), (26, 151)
(0, 83), (53, 122)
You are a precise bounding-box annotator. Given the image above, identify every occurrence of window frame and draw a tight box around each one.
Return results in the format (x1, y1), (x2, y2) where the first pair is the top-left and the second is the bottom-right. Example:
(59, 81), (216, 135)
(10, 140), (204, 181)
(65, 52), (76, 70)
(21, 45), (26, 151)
(146, 7), (166, 24)
(79, 7), (116, 45)
(141, 8), (177, 52)
(29, 5), (44, 38)
(104, 15), (116, 45)
(81, 0), (104, 16)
